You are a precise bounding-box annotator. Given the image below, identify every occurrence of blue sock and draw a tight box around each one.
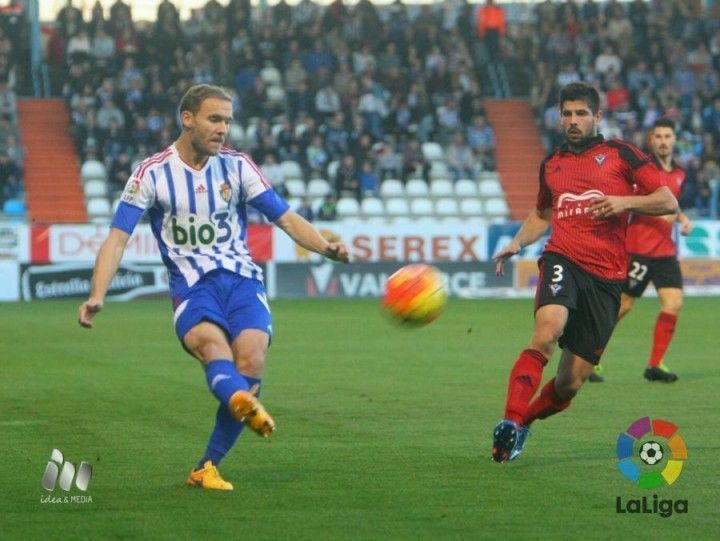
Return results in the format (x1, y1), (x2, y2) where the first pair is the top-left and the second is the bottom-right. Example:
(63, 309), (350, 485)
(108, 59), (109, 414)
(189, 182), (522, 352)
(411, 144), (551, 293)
(198, 374), (262, 468)
(204, 359), (249, 407)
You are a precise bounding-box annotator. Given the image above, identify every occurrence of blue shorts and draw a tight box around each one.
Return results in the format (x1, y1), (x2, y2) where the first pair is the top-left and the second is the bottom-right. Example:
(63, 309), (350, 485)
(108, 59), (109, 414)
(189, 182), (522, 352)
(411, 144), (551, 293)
(173, 269), (272, 345)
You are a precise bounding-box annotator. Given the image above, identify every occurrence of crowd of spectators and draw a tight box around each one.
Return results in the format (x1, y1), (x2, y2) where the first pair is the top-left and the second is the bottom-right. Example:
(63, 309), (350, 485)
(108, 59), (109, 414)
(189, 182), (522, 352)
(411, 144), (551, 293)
(51, 0), (497, 214)
(512, 0), (720, 218)
(4, 0), (719, 222)
(0, 2), (25, 213)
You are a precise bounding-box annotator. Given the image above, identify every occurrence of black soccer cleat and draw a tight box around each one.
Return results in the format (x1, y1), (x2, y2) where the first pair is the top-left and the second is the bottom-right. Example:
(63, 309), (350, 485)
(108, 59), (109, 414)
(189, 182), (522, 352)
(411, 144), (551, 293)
(644, 363), (678, 383)
(491, 420), (518, 463)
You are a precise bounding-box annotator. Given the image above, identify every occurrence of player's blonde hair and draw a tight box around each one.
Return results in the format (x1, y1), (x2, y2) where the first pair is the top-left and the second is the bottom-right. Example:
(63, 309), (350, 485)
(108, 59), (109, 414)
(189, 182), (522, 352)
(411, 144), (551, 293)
(179, 84), (233, 114)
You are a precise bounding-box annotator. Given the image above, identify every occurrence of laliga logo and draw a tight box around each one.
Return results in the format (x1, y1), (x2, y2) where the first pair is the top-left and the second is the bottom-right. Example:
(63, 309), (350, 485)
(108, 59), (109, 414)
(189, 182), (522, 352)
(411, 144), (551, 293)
(615, 417), (688, 518)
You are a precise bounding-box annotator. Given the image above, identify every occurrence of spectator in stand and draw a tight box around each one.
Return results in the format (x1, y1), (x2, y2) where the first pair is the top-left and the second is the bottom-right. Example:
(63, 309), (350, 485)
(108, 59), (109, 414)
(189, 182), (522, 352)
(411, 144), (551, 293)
(334, 154), (360, 200)
(446, 131), (476, 181)
(306, 134), (329, 178)
(260, 152), (287, 197)
(0, 78), (17, 123)
(317, 193), (338, 221)
(96, 99), (125, 130)
(296, 196), (314, 222)
(358, 159), (380, 198)
(402, 138), (430, 183)
(0, 150), (21, 204)
(467, 114), (496, 171)
(476, 0), (507, 61)
(314, 83), (341, 121)
(107, 150), (132, 198)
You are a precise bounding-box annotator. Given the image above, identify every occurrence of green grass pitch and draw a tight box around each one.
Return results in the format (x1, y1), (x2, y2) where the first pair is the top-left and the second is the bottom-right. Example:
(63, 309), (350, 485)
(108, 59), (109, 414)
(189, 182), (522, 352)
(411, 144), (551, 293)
(1, 297), (718, 539)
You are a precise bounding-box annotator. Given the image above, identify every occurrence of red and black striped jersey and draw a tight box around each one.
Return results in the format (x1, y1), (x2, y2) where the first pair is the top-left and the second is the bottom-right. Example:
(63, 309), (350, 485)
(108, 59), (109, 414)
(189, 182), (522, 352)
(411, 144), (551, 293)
(625, 158), (685, 258)
(537, 136), (663, 281)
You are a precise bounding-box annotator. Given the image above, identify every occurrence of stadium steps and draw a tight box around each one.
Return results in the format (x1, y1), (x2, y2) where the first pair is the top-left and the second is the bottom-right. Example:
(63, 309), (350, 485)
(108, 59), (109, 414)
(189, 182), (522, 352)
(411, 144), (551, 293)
(484, 100), (546, 220)
(17, 99), (87, 224)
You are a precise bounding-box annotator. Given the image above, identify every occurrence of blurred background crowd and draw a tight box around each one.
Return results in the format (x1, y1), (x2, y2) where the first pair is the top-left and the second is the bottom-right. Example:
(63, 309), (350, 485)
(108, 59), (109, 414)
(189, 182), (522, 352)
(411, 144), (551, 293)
(1, 0), (719, 220)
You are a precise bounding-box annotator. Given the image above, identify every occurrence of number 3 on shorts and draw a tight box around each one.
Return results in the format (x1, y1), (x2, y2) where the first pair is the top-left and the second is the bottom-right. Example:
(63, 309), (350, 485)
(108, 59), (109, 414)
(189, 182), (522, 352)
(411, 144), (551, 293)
(552, 264), (564, 283)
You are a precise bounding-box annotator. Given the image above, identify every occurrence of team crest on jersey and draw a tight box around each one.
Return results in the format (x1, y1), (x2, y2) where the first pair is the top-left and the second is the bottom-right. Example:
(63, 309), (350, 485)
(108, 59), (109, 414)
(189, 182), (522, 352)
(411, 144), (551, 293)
(219, 182), (232, 203)
(549, 284), (563, 296)
(122, 178), (141, 202)
(594, 153), (607, 165)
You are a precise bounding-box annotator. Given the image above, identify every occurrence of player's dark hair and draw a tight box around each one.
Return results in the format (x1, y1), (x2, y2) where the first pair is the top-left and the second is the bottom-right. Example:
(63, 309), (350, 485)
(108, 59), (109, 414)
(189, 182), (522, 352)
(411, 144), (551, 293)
(652, 117), (676, 132)
(179, 84), (233, 114)
(559, 82), (600, 114)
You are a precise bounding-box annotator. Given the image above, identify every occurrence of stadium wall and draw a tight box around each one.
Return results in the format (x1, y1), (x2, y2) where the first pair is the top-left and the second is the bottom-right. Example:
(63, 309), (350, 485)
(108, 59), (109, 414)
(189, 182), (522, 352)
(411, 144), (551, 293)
(2, 221), (720, 301)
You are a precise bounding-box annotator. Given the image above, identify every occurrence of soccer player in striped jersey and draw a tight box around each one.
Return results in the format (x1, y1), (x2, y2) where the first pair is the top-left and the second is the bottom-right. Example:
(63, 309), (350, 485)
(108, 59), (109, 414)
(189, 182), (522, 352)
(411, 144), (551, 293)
(594, 119), (692, 383)
(491, 82), (677, 463)
(78, 84), (349, 489)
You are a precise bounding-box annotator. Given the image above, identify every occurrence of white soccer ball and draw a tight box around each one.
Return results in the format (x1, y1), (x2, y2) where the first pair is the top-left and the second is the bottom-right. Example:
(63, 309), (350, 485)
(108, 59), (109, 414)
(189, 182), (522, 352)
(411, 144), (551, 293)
(639, 441), (664, 465)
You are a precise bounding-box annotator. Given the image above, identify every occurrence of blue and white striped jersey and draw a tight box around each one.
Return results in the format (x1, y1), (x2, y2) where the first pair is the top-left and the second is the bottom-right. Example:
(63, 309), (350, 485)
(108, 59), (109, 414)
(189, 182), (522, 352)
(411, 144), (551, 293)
(111, 144), (289, 298)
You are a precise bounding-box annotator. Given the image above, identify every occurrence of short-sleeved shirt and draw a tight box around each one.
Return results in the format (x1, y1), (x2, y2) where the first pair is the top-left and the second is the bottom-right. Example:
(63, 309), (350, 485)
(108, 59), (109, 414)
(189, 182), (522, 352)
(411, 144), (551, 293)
(111, 144), (289, 299)
(625, 158), (685, 258)
(537, 136), (663, 281)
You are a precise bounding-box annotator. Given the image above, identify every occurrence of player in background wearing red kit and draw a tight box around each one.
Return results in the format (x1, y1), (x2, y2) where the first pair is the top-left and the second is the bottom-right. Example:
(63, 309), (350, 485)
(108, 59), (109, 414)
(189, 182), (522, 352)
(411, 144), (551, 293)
(591, 119), (692, 384)
(491, 83), (678, 463)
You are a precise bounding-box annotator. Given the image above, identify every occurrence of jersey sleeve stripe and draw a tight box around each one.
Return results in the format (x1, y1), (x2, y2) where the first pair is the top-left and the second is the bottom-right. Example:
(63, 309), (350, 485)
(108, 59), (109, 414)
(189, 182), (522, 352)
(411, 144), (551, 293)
(184, 169), (197, 214)
(240, 152), (272, 189)
(206, 167), (215, 214)
(136, 147), (173, 179)
(164, 162), (177, 215)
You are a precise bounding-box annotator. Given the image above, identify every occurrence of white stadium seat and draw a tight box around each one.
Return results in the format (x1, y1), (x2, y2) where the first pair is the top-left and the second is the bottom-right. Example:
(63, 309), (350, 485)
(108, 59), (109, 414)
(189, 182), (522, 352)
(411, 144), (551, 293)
(455, 179), (479, 197)
(410, 197), (434, 217)
(421, 142), (444, 161)
(81, 160), (106, 181)
(266, 86), (286, 105)
(429, 161), (451, 180)
(87, 197), (111, 220)
(336, 197), (360, 218)
(479, 179), (504, 198)
(84, 179), (107, 198)
(260, 66), (282, 86)
(405, 179), (429, 198)
(280, 160), (304, 180)
(459, 198), (484, 217)
(228, 123), (245, 147)
(361, 197), (385, 217)
(285, 179), (306, 198)
(435, 198), (459, 217)
(429, 179), (454, 198)
(484, 197), (510, 218)
(326, 160), (340, 180)
(306, 178), (331, 198)
(379, 179), (404, 198)
(385, 198), (410, 217)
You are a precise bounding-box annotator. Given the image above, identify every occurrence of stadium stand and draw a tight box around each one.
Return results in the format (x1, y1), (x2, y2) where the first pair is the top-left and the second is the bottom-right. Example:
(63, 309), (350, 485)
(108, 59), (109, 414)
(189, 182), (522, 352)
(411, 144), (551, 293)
(5, 0), (720, 223)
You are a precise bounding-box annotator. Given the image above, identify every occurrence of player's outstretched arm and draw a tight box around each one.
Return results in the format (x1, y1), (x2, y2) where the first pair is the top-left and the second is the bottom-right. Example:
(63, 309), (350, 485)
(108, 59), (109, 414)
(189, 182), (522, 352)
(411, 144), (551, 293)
(274, 210), (349, 263)
(78, 228), (131, 328)
(494, 208), (551, 276)
(589, 186), (677, 219)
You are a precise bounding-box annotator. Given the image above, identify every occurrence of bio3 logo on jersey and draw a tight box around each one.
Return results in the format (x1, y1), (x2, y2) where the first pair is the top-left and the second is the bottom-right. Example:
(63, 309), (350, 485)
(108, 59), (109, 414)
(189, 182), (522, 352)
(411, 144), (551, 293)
(170, 211), (232, 246)
(557, 189), (605, 220)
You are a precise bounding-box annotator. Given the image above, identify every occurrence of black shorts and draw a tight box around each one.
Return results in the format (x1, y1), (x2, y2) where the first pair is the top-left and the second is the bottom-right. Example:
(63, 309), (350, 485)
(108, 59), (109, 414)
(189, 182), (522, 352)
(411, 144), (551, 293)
(622, 254), (683, 297)
(535, 252), (622, 365)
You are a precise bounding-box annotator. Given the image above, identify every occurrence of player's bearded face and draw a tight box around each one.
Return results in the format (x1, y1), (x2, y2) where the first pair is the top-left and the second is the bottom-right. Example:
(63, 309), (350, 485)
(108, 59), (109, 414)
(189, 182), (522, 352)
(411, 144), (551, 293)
(186, 97), (232, 156)
(560, 100), (600, 146)
(650, 127), (676, 158)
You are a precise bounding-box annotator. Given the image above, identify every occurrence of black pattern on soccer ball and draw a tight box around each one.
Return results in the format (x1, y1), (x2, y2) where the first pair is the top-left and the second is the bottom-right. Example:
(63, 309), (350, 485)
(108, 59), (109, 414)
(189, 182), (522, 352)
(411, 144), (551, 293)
(639, 441), (664, 465)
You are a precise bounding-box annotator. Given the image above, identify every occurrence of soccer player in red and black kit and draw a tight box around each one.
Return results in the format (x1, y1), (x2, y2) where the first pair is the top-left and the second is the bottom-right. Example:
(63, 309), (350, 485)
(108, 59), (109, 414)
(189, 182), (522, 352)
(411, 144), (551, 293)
(491, 82), (678, 463)
(597, 119), (692, 383)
